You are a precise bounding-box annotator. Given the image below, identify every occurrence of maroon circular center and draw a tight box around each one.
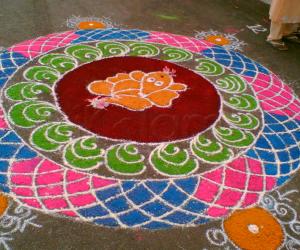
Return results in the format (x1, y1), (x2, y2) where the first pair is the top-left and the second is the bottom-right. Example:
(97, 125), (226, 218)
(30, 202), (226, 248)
(55, 56), (221, 143)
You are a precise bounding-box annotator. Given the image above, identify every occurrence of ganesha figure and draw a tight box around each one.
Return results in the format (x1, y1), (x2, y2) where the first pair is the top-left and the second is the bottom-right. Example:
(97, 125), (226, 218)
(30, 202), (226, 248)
(87, 67), (187, 111)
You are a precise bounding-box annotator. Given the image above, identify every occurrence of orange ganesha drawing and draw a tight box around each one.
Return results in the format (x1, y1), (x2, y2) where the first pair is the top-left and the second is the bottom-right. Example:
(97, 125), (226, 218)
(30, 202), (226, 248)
(87, 67), (187, 111)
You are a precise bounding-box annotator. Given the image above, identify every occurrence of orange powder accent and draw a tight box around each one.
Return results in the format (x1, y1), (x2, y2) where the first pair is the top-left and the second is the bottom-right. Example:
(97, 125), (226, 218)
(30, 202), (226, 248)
(206, 35), (231, 46)
(107, 96), (152, 111)
(113, 79), (140, 92)
(107, 73), (131, 83)
(168, 83), (187, 91)
(77, 21), (106, 30)
(114, 89), (140, 96)
(130, 71), (145, 81)
(147, 89), (179, 106)
(223, 207), (284, 250)
(89, 81), (112, 95)
(0, 194), (9, 216)
(88, 70), (187, 111)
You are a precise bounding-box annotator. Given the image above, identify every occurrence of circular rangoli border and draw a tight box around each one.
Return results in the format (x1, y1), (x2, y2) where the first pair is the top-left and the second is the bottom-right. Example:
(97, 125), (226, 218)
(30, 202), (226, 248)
(2, 40), (263, 179)
(0, 28), (298, 229)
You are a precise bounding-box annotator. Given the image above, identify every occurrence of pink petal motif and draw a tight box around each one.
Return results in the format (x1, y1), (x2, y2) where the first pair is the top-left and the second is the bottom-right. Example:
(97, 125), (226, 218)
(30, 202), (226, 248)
(12, 187), (34, 197)
(20, 198), (42, 209)
(227, 158), (247, 172)
(146, 31), (214, 53)
(248, 160), (263, 174)
(206, 207), (229, 217)
(266, 177), (276, 190)
(224, 169), (247, 189)
(11, 175), (33, 186)
(66, 171), (87, 181)
(36, 172), (64, 186)
(215, 189), (243, 207)
(69, 194), (97, 207)
(11, 157), (41, 174)
(38, 160), (62, 173)
(43, 198), (69, 210)
(67, 178), (90, 194)
(59, 210), (77, 217)
(92, 176), (117, 189)
(10, 158), (116, 215)
(248, 176), (264, 191)
(194, 179), (220, 203)
(203, 167), (223, 183)
(241, 193), (260, 207)
(193, 157), (277, 218)
(38, 185), (64, 197)
(0, 109), (8, 129)
(88, 97), (109, 109)
(8, 31), (79, 59)
(244, 73), (300, 121)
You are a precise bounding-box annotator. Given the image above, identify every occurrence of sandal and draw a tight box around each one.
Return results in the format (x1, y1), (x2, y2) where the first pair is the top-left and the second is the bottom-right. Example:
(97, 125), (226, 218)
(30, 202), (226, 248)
(266, 39), (288, 50)
(283, 34), (300, 44)
(292, 30), (300, 36)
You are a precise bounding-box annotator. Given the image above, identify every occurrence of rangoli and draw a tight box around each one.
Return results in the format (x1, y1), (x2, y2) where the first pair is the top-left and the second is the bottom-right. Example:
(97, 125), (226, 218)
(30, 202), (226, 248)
(0, 24), (299, 248)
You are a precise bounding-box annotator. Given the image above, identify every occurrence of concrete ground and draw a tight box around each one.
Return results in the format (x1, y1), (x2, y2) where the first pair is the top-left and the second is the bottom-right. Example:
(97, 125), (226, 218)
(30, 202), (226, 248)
(0, 0), (300, 249)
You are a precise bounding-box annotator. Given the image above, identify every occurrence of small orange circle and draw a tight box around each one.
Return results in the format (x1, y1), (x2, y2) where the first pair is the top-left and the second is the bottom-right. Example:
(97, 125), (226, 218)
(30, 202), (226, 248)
(224, 207), (284, 250)
(206, 35), (231, 46)
(0, 194), (9, 216)
(77, 21), (106, 30)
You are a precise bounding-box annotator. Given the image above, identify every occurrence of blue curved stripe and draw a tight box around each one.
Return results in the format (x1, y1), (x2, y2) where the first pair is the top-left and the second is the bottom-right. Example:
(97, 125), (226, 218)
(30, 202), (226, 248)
(246, 112), (300, 186)
(72, 28), (150, 44)
(0, 50), (29, 88)
(82, 177), (209, 229)
(201, 46), (269, 77)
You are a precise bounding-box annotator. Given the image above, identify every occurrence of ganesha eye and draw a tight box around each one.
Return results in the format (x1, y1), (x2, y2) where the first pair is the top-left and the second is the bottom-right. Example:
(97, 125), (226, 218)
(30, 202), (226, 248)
(155, 81), (163, 86)
(147, 77), (156, 82)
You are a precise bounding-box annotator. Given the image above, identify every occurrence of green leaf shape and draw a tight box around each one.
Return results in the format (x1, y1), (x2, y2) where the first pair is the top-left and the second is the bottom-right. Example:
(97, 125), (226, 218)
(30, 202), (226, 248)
(24, 66), (60, 84)
(150, 144), (198, 176)
(161, 47), (193, 62)
(5, 82), (51, 101)
(96, 41), (130, 57)
(224, 94), (258, 111)
(8, 101), (56, 128)
(191, 135), (233, 163)
(214, 126), (255, 148)
(215, 74), (246, 93)
(194, 58), (225, 76)
(128, 42), (160, 57)
(31, 122), (75, 151)
(224, 112), (260, 130)
(106, 144), (145, 174)
(64, 136), (104, 170)
(65, 44), (102, 63)
(39, 53), (77, 74)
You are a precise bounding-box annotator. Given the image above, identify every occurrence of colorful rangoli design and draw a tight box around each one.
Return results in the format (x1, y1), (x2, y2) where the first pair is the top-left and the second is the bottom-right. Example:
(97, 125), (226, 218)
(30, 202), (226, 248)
(0, 27), (299, 241)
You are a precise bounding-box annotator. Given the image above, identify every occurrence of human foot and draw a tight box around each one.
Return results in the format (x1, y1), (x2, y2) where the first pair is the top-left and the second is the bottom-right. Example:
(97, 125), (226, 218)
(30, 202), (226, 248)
(284, 34), (300, 44)
(266, 39), (288, 51)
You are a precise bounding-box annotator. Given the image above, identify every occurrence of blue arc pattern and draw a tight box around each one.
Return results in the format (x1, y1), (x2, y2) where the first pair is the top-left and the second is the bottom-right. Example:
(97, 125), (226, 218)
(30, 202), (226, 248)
(72, 28), (150, 44)
(0, 51), (29, 87)
(81, 179), (208, 229)
(201, 46), (269, 77)
(246, 113), (300, 186)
